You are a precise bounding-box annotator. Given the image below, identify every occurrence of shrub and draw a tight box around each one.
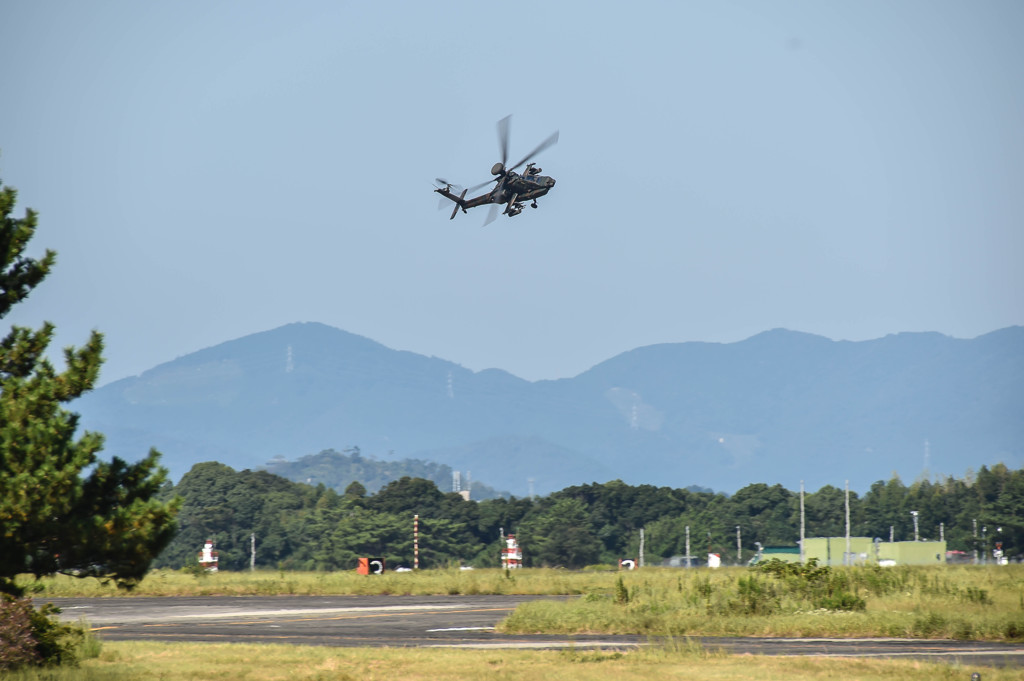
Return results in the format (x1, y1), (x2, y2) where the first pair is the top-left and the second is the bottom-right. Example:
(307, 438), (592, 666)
(1004, 619), (1024, 640)
(912, 612), (946, 637)
(0, 595), (92, 671)
(614, 575), (629, 604)
(816, 590), (866, 611)
(0, 596), (39, 670)
(962, 586), (990, 604)
(753, 558), (867, 612)
(732, 575), (780, 615)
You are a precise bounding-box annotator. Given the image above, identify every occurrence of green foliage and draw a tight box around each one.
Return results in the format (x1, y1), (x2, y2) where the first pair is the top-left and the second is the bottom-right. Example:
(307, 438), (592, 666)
(0, 176), (178, 597)
(754, 558), (866, 611)
(155, 466), (500, 571)
(343, 480), (366, 498)
(614, 575), (629, 604)
(0, 183), (53, 315)
(733, 575), (780, 614)
(755, 557), (830, 580)
(149, 462), (1024, 572)
(519, 497), (601, 568)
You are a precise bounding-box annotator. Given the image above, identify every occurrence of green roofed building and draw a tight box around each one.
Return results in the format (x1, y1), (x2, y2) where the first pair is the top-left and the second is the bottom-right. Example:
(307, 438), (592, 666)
(753, 538), (947, 566)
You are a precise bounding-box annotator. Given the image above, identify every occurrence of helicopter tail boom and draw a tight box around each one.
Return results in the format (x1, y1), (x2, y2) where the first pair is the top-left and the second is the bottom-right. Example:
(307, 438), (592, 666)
(435, 186), (469, 219)
(450, 188), (467, 219)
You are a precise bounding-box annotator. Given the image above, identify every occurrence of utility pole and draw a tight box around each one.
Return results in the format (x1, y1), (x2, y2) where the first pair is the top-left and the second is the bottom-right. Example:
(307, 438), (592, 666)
(799, 480), (806, 564)
(845, 480), (851, 566)
(982, 525), (987, 565)
(639, 528), (645, 568)
(685, 525), (691, 568)
(414, 514), (420, 570)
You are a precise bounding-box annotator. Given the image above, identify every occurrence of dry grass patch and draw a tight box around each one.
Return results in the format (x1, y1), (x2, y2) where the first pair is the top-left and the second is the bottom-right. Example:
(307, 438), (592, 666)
(4, 641), (1018, 681)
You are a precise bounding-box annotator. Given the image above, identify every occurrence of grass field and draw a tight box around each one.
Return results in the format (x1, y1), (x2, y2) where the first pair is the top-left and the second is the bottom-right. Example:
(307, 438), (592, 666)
(18, 566), (600, 597)
(5, 640), (1018, 681)
(10, 566), (1023, 679)
(500, 563), (1024, 641)
(21, 564), (1024, 641)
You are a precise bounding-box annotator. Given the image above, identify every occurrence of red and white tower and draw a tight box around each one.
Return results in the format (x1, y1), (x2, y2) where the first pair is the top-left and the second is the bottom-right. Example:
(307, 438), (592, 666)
(198, 539), (219, 572)
(501, 534), (523, 569)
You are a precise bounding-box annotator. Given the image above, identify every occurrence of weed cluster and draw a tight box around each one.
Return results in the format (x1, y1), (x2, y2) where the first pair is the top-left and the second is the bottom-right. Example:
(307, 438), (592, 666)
(754, 558), (867, 612)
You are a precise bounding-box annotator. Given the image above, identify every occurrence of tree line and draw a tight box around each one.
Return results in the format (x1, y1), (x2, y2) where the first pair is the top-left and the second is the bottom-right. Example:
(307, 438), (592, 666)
(154, 461), (1023, 570)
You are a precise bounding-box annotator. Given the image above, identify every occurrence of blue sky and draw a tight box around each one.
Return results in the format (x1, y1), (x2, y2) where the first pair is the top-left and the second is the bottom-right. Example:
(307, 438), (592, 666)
(2, 1), (1021, 384)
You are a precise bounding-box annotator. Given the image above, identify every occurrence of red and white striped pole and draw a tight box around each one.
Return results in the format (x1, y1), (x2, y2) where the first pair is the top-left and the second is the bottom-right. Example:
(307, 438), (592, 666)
(414, 514), (419, 570)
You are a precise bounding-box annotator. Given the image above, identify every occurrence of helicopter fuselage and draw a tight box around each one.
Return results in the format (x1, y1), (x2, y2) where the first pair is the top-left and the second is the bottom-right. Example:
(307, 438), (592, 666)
(435, 168), (556, 217)
(490, 170), (556, 204)
(434, 115), (558, 223)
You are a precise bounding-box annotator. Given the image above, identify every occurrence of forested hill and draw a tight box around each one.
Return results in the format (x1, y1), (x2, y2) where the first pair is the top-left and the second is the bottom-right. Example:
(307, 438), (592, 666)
(77, 322), (1023, 496)
(264, 447), (509, 499)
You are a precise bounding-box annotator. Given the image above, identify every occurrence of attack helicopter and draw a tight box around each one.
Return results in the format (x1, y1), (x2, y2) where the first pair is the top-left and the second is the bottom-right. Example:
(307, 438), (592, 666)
(435, 115), (558, 225)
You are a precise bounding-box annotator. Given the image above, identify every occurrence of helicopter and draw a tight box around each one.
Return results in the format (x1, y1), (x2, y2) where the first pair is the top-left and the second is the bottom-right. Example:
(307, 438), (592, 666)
(435, 115), (558, 225)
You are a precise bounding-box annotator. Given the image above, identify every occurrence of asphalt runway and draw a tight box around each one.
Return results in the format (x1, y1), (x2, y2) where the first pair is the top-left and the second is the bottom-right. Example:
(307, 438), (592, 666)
(48, 595), (1024, 667)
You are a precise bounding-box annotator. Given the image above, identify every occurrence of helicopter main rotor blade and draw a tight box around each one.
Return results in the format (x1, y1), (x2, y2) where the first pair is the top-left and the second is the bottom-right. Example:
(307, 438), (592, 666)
(508, 130), (559, 173)
(497, 115), (511, 168)
(483, 202), (500, 227)
(467, 177), (497, 193)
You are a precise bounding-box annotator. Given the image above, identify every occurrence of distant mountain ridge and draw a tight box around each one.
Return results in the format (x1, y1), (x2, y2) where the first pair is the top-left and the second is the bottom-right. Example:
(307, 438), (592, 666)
(75, 322), (1023, 496)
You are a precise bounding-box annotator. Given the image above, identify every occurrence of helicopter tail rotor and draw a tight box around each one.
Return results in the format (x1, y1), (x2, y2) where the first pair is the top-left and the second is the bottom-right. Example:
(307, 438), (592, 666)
(450, 188), (467, 220)
(434, 178), (465, 210)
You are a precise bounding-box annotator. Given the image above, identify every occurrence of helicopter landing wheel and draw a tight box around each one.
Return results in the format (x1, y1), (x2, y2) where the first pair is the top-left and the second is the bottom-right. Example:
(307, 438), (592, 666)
(531, 201), (538, 208)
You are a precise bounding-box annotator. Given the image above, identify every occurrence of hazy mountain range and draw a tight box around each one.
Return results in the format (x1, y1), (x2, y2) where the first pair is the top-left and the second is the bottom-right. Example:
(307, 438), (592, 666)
(75, 322), (1023, 497)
